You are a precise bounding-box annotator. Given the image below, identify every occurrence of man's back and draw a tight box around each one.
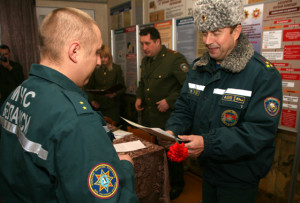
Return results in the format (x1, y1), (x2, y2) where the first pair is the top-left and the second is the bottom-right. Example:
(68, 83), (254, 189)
(0, 65), (137, 202)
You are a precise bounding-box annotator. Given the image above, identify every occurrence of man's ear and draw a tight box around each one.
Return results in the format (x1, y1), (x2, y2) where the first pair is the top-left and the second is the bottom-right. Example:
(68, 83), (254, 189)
(69, 42), (80, 63)
(233, 25), (242, 41)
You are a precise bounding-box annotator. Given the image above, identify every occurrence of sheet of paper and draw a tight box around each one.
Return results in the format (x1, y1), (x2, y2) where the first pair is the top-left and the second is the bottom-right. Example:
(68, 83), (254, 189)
(113, 129), (133, 139)
(121, 117), (176, 141)
(113, 140), (146, 152)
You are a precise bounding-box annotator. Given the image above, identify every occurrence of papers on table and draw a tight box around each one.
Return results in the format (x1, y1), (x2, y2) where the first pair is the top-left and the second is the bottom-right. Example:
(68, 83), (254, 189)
(121, 117), (177, 141)
(113, 129), (133, 139)
(113, 140), (146, 152)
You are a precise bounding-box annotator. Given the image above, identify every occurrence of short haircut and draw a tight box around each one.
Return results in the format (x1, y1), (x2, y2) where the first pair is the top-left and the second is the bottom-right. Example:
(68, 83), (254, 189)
(139, 27), (161, 41)
(39, 7), (97, 62)
(0, 44), (10, 52)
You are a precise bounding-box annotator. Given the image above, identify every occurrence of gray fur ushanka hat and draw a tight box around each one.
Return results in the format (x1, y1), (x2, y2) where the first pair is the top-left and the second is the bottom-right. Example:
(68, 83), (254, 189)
(193, 0), (245, 32)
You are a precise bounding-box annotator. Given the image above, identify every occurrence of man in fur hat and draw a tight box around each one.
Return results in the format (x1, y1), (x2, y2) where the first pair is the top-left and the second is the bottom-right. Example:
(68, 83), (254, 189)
(165, 0), (282, 202)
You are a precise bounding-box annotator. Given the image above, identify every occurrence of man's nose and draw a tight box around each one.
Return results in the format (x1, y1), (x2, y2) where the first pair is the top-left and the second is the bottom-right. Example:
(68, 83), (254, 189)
(204, 33), (214, 45)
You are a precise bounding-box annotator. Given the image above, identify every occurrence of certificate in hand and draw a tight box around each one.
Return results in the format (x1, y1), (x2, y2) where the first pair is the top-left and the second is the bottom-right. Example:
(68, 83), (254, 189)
(86, 83), (124, 95)
(121, 117), (176, 141)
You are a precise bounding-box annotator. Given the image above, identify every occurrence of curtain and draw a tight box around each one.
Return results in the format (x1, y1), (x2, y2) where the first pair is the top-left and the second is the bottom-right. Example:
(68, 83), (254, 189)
(0, 0), (40, 78)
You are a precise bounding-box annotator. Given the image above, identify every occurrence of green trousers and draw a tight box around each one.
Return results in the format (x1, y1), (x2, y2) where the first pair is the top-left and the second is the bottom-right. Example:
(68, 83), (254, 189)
(202, 180), (258, 203)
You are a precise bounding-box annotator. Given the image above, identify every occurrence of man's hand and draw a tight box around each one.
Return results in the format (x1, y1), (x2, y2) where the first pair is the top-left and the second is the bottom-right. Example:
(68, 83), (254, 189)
(135, 98), (144, 111)
(178, 135), (204, 158)
(156, 99), (169, 112)
(91, 100), (100, 109)
(165, 130), (174, 136)
(118, 154), (134, 166)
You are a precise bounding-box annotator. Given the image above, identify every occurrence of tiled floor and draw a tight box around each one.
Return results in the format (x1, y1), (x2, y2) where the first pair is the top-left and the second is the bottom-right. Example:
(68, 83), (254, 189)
(171, 171), (203, 203)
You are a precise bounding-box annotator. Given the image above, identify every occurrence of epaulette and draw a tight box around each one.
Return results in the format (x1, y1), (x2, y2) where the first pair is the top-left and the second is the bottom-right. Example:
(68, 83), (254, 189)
(167, 49), (178, 54)
(255, 53), (275, 69)
(62, 90), (93, 115)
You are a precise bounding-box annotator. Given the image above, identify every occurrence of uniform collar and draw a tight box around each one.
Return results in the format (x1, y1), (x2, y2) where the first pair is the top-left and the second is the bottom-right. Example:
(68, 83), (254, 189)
(29, 64), (87, 98)
(193, 33), (254, 73)
(147, 45), (167, 62)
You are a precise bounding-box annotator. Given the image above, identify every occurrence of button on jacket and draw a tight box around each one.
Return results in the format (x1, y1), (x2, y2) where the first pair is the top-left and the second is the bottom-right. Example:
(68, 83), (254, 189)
(0, 64), (138, 202)
(166, 33), (282, 188)
(136, 45), (188, 128)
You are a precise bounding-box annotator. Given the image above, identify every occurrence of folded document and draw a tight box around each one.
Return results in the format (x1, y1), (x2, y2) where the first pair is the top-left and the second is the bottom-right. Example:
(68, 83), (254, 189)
(121, 117), (177, 141)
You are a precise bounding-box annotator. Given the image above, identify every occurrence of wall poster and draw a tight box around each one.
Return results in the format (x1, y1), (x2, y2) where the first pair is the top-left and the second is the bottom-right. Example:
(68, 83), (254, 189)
(176, 17), (197, 65)
(113, 26), (137, 95)
(149, 0), (184, 23)
(155, 20), (173, 49)
(261, 0), (300, 132)
(110, 2), (131, 30)
(242, 3), (264, 53)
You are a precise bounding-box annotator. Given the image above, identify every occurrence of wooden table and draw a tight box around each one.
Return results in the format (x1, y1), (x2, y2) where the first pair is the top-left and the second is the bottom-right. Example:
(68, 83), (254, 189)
(113, 134), (170, 203)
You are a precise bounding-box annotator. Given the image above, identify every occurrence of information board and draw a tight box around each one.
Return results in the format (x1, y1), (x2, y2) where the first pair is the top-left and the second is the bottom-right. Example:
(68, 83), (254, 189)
(261, 0), (300, 132)
(113, 26), (137, 95)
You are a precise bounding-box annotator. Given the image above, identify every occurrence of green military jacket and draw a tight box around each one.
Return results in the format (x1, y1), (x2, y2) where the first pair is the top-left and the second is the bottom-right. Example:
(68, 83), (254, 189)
(0, 64), (138, 202)
(86, 63), (125, 110)
(136, 45), (188, 129)
(166, 34), (282, 188)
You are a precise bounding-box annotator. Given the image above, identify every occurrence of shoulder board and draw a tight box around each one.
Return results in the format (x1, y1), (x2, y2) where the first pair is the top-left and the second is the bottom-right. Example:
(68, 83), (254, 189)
(254, 52), (275, 69)
(166, 49), (178, 54)
(62, 90), (94, 115)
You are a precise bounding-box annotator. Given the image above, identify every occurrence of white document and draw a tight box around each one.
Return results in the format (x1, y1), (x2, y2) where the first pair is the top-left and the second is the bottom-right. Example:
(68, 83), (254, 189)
(113, 129), (133, 139)
(113, 140), (146, 152)
(121, 117), (176, 141)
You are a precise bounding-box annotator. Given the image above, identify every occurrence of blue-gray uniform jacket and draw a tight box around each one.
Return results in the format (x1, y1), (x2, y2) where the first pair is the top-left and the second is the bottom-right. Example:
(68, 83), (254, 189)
(166, 33), (282, 189)
(0, 64), (138, 202)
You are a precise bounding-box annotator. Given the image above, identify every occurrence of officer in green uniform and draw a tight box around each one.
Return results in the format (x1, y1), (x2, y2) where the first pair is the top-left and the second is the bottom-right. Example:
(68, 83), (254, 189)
(0, 8), (138, 202)
(136, 27), (188, 129)
(165, 1), (282, 203)
(86, 45), (125, 125)
(135, 27), (189, 200)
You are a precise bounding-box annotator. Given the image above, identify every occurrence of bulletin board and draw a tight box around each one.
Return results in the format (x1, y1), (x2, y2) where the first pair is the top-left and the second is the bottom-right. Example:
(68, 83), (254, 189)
(112, 26), (137, 95)
(261, 0), (300, 132)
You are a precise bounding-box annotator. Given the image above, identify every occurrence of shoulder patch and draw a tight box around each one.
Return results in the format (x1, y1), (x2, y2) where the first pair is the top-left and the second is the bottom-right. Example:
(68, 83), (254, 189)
(62, 90), (93, 115)
(264, 97), (280, 116)
(180, 63), (189, 72)
(88, 163), (119, 199)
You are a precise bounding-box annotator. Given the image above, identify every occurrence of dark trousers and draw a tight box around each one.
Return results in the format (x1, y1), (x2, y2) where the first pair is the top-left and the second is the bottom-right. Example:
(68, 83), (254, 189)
(202, 180), (258, 203)
(168, 160), (185, 190)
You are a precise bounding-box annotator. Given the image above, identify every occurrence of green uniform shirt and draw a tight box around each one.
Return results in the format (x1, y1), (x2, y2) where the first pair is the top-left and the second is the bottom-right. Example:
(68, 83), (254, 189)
(136, 45), (188, 129)
(0, 64), (138, 202)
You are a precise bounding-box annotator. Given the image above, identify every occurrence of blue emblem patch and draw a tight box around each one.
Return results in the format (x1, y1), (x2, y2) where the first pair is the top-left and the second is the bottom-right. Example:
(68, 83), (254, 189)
(264, 97), (280, 116)
(88, 163), (119, 199)
(221, 110), (238, 126)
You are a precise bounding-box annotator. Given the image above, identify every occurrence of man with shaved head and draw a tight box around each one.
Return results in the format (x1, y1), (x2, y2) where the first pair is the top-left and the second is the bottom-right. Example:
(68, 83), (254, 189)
(0, 8), (138, 202)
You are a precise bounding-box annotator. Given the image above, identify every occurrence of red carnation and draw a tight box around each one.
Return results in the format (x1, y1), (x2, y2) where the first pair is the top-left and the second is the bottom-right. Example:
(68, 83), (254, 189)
(167, 142), (188, 162)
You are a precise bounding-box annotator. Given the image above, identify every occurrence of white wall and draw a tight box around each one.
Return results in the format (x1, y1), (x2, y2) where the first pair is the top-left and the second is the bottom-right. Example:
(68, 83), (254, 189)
(36, 0), (109, 45)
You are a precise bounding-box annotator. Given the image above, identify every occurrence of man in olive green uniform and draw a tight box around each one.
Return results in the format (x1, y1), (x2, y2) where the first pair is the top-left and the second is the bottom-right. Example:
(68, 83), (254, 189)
(135, 27), (189, 200)
(0, 8), (138, 202)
